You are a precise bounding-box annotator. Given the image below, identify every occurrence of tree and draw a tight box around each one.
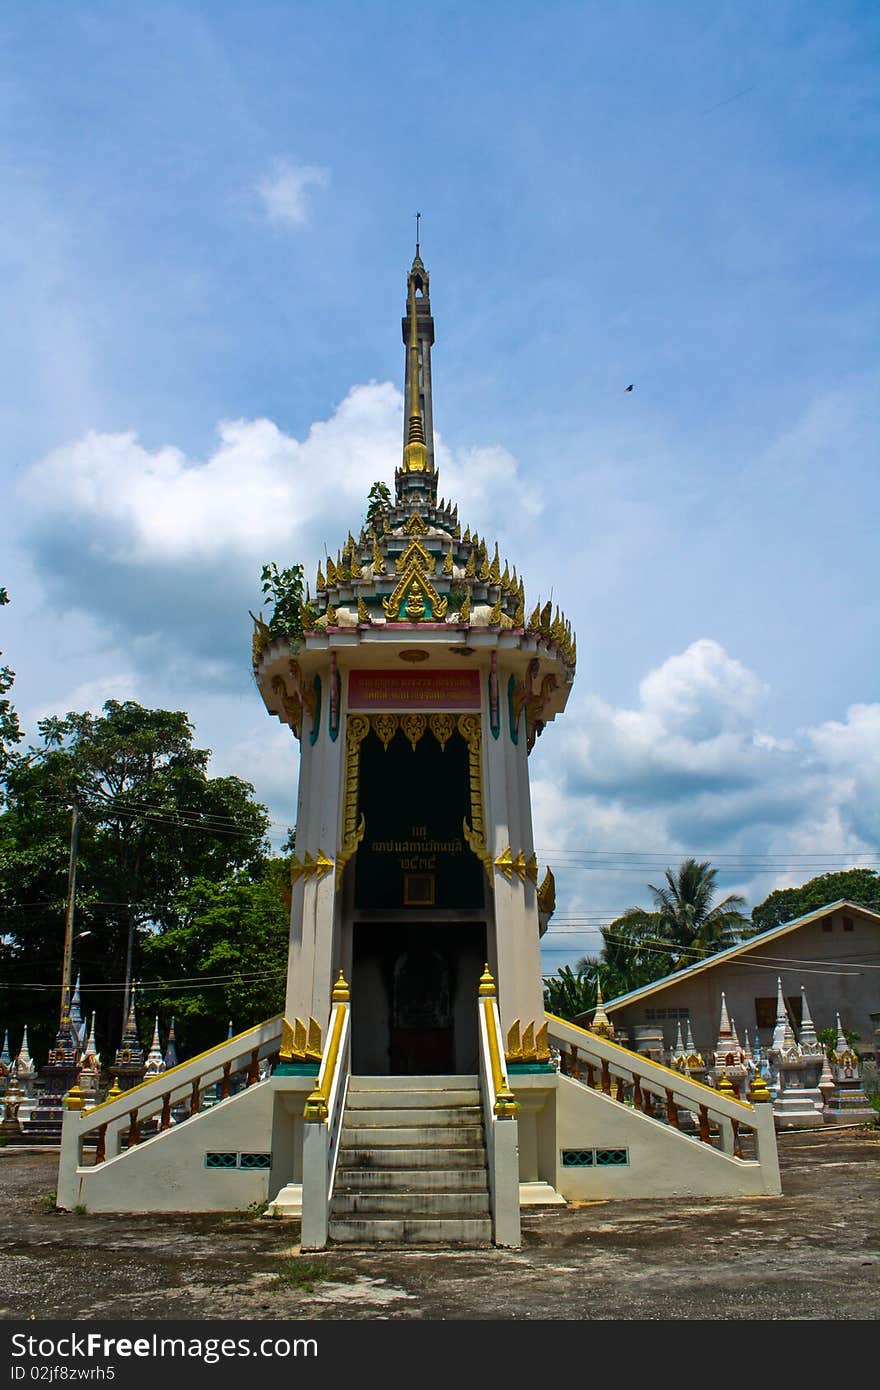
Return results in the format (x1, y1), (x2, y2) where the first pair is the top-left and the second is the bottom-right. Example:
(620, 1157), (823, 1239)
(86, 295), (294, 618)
(365, 480), (392, 530)
(0, 700), (269, 1062)
(139, 859), (289, 1057)
(543, 964), (596, 1020)
(750, 869), (880, 934)
(639, 858), (748, 967)
(259, 561), (306, 640)
(0, 586), (22, 784)
(573, 859), (750, 1003)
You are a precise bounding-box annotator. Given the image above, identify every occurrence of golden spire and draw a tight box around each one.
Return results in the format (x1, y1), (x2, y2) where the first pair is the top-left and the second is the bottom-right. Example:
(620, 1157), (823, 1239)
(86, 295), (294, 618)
(402, 276), (429, 474)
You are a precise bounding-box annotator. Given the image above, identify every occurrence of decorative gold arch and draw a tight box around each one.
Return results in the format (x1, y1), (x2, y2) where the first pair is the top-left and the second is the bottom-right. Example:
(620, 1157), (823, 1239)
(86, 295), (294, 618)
(335, 714), (369, 888)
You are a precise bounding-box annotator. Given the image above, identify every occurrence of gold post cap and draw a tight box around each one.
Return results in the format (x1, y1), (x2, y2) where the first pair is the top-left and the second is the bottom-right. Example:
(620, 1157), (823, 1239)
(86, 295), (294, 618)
(63, 1084), (86, 1111)
(478, 965), (496, 998)
(303, 1088), (329, 1123)
(331, 970), (350, 1004)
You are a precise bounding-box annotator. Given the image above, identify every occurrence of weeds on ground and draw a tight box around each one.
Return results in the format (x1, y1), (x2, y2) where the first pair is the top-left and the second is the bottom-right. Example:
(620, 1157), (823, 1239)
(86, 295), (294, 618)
(33, 1191), (57, 1213)
(272, 1259), (352, 1294)
(221, 1199), (271, 1223)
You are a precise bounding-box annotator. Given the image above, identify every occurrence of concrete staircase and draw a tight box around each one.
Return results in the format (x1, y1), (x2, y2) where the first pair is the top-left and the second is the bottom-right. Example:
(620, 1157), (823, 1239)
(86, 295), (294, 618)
(329, 1075), (493, 1246)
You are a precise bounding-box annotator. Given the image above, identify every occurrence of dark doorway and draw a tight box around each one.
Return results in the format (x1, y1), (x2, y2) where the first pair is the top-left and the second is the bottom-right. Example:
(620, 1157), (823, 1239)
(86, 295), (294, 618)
(391, 946), (453, 1073)
(351, 922), (486, 1075)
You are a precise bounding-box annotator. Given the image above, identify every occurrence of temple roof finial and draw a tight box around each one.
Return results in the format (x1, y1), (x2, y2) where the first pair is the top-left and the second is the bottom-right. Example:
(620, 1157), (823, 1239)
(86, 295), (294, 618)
(401, 273), (430, 474)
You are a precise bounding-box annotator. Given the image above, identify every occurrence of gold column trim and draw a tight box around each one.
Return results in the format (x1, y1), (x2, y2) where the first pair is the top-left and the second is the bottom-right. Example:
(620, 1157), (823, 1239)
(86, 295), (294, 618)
(280, 1016), (323, 1062)
(459, 713), (492, 885)
(289, 849), (335, 884)
(403, 511), (427, 534)
(494, 847), (514, 880)
(504, 1019), (550, 1065)
(336, 715), (370, 888)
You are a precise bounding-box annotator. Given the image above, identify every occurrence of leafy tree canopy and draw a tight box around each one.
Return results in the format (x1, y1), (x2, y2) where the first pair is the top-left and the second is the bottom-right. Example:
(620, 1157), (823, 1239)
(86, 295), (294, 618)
(0, 586), (23, 784)
(139, 859), (289, 1058)
(543, 859), (751, 1018)
(750, 869), (880, 934)
(0, 700), (271, 1062)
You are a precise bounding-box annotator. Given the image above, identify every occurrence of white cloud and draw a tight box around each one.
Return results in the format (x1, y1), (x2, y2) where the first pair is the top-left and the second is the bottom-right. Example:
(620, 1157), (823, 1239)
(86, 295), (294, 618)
(256, 159), (330, 227)
(527, 640), (879, 948)
(16, 382), (540, 677)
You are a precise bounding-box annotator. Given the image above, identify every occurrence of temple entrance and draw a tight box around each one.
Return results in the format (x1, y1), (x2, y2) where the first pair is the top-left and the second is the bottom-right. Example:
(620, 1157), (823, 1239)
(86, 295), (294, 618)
(351, 922), (486, 1074)
(348, 715), (487, 1073)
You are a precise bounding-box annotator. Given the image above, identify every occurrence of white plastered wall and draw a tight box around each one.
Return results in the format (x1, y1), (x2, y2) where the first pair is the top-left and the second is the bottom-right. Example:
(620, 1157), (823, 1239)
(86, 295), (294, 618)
(542, 1073), (778, 1199)
(69, 1082), (276, 1214)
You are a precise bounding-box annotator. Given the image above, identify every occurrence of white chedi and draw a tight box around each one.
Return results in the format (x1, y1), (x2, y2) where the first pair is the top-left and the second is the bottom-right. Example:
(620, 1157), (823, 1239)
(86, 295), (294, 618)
(144, 1018), (166, 1076)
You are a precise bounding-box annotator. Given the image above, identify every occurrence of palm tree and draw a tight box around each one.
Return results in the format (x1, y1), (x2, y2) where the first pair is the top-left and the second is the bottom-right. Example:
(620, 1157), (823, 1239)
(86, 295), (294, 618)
(591, 859), (750, 995)
(644, 858), (748, 967)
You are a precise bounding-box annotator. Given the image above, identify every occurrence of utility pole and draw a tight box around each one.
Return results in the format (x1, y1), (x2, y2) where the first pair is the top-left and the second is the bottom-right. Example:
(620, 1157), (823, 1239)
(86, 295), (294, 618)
(59, 803), (80, 1024)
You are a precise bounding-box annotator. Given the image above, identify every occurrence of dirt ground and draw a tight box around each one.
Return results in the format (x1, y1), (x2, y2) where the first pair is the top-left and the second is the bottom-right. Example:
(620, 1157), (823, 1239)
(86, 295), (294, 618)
(1, 1127), (878, 1322)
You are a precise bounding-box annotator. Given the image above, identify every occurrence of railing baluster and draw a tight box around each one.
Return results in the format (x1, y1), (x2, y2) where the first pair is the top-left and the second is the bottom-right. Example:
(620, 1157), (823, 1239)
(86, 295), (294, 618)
(665, 1089), (679, 1129)
(600, 1059), (611, 1095)
(160, 1094), (171, 1131)
(641, 1085), (652, 1117)
(632, 1075), (642, 1110)
(95, 1124), (107, 1165)
(569, 1045), (580, 1081)
(699, 1104), (710, 1144)
(127, 1109), (140, 1148)
(585, 1062), (596, 1088)
(615, 1076), (625, 1104)
(191, 1078), (201, 1116)
(221, 1062), (232, 1100)
(732, 1120), (743, 1159)
(247, 1049), (260, 1087)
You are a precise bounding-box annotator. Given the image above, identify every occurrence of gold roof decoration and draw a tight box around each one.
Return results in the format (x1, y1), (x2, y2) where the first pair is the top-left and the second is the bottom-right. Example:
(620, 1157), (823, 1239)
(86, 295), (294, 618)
(253, 249), (576, 740)
(537, 867), (556, 917)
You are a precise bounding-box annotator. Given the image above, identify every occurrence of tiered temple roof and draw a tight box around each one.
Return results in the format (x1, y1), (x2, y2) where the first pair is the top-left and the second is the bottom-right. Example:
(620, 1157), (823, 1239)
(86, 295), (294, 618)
(253, 246), (575, 750)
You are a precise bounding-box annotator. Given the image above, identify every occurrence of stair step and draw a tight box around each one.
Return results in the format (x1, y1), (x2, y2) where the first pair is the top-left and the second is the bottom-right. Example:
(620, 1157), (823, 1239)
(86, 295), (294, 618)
(328, 1216), (493, 1246)
(339, 1146), (487, 1170)
(335, 1167), (489, 1192)
(331, 1191), (491, 1217)
(346, 1091), (481, 1109)
(348, 1075), (478, 1092)
(343, 1106), (482, 1126)
(341, 1124), (484, 1146)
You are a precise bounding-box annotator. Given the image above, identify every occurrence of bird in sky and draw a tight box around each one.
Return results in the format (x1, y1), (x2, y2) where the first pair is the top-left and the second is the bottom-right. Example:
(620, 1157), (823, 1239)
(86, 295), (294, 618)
(624, 384), (634, 392)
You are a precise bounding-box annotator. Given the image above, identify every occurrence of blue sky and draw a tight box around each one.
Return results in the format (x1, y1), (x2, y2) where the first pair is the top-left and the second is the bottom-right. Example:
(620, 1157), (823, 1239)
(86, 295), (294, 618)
(3, 2), (878, 968)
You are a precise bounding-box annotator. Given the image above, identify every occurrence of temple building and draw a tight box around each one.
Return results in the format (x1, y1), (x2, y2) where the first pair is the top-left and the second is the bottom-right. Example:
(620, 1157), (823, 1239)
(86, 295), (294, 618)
(57, 246), (782, 1237)
(587, 900), (880, 1068)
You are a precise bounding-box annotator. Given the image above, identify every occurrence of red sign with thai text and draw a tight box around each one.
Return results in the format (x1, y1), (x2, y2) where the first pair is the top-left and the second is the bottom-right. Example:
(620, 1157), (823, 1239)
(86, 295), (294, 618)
(348, 669), (481, 711)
